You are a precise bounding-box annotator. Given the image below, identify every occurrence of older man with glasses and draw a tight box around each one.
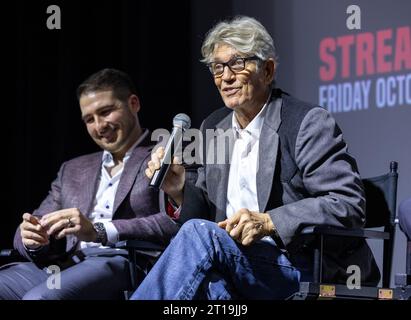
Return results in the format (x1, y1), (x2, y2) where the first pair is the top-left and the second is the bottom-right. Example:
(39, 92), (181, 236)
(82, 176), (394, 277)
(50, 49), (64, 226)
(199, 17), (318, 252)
(131, 16), (380, 300)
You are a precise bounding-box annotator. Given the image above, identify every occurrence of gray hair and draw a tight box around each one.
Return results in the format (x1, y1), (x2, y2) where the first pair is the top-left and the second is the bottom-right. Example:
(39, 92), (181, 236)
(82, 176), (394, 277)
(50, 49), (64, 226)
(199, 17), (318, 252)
(201, 16), (278, 66)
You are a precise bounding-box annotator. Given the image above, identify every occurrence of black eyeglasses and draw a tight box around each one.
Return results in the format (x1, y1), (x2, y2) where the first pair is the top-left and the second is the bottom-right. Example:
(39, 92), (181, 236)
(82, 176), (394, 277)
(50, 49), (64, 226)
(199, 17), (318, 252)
(207, 56), (261, 77)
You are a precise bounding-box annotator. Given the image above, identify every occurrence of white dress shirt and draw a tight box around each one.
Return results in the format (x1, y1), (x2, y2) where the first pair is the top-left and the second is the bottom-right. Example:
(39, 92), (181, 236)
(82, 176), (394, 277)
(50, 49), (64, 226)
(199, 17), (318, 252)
(79, 130), (148, 249)
(226, 96), (275, 244)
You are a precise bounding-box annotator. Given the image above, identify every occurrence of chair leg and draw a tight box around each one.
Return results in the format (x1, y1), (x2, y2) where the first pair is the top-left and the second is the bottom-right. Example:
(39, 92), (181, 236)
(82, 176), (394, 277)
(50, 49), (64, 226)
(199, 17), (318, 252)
(313, 235), (323, 283)
(128, 248), (137, 290)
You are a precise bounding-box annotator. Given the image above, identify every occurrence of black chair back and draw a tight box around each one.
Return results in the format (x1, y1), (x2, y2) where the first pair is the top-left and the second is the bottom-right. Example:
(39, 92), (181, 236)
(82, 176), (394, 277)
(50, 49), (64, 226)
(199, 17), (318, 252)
(362, 161), (398, 287)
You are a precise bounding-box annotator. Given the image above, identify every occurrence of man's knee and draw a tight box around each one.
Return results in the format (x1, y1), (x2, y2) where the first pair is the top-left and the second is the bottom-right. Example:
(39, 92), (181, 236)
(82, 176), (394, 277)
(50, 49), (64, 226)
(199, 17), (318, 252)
(22, 274), (63, 300)
(176, 219), (229, 248)
(180, 219), (219, 235)
(0, 263), (48, 300)
(22, 285), (60, 300)
(0, 274), (15, 300)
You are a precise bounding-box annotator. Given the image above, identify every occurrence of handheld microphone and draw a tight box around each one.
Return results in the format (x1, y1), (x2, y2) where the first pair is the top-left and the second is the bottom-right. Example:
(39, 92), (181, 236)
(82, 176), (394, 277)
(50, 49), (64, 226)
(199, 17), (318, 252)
(149, 113), (191, 189)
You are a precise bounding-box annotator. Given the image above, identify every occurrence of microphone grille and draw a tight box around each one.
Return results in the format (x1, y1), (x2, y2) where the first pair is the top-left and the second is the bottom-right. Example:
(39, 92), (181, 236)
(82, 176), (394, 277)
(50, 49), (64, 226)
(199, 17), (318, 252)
(173, 113), (191, 130)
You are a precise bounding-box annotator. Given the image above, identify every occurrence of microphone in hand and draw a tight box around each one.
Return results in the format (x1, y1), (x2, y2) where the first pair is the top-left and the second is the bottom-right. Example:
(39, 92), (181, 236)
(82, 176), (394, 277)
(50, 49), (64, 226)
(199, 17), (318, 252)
(149, 113), (191, 189)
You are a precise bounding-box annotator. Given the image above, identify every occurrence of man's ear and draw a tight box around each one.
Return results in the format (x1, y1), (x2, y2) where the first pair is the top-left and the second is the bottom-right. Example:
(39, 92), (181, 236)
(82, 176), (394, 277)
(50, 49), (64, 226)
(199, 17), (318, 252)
(128, 94), (141, 113)
(263, 58), (275, 84)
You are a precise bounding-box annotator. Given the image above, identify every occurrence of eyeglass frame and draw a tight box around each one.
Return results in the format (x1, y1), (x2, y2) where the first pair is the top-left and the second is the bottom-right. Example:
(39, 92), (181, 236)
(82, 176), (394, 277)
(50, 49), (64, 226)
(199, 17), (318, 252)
(207, 55), (261, 77)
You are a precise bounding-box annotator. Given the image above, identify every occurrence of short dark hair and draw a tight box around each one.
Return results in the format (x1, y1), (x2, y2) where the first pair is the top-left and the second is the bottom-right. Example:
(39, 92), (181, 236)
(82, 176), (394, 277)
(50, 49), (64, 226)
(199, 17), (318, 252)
(76, 68), (138, 102)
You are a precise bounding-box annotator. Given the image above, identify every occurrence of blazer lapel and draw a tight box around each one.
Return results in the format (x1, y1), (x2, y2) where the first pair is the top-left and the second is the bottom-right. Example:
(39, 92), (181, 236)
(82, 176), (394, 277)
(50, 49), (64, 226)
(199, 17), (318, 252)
(112, 134), (151, 215)
(66, 153), (102, 252)
(211, 112), (234, 222)
(78, 154), (102, 217)
(257, 96), (283, 212)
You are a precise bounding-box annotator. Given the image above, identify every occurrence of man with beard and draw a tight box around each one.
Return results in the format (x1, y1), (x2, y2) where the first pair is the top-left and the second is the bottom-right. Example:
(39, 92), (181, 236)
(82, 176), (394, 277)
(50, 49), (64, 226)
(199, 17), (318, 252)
(0, 68), (178, 299)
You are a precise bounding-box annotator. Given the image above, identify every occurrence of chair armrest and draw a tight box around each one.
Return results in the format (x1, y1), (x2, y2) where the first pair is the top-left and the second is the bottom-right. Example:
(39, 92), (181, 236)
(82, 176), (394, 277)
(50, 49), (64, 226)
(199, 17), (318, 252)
(115, 240), (166, 259)
(0, 249), (28, 266)
(115, 240), (166, 251)
(0, 249), (20, 258)
(300, 225), (389, 240)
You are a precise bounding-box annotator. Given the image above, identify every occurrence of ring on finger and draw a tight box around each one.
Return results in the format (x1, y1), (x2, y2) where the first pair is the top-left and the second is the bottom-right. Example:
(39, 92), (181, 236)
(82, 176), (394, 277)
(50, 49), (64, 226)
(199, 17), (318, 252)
(67, 217), (74, 228)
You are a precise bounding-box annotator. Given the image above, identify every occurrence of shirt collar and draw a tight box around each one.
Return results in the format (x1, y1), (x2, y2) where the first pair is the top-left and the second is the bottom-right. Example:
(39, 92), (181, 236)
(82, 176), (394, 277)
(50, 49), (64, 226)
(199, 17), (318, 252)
(102, 129), (149, 168)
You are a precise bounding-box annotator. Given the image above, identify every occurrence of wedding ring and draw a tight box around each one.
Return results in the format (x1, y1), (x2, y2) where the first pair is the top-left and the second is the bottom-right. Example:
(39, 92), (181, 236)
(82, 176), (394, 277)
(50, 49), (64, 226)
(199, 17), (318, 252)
(67, 217), (74, 228)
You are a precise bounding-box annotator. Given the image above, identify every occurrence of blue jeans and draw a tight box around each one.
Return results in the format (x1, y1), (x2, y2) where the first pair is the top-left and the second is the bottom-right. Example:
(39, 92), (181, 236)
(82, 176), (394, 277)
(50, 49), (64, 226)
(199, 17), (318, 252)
(130, 219), (309, 300)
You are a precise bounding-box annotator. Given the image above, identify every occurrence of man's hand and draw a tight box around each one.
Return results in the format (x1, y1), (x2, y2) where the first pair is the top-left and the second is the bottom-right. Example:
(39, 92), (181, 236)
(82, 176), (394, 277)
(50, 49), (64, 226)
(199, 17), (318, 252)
(20, 213), (49, 250)
(218, 208), (276, 246)
(145, 146), (185, 205)
(40, 208), (97, 242)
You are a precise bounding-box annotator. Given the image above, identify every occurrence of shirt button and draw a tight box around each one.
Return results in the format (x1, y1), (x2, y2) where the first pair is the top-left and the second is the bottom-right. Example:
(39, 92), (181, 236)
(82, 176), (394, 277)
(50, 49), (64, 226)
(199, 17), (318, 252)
(108, 183), (113, 187)
(106, 205), (110, 209)
(100, 214), (104, 218)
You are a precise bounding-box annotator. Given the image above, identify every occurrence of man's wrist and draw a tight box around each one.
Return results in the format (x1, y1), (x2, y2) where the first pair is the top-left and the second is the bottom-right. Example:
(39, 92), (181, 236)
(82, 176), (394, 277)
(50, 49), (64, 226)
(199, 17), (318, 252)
(263, 214), (278, 238)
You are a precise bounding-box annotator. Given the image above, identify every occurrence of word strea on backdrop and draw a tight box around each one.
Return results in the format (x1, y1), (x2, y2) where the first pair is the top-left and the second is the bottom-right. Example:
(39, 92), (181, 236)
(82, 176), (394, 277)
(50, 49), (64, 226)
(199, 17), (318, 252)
(318, 26), (411, 114)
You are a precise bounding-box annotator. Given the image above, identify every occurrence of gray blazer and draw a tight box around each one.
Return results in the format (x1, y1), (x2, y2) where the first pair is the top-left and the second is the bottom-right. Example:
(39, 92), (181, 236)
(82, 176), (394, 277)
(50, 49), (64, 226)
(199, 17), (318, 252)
(14, 131), (179, 263)
(180, 89), (380, 284)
